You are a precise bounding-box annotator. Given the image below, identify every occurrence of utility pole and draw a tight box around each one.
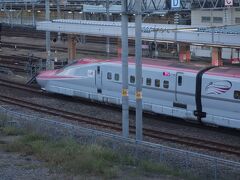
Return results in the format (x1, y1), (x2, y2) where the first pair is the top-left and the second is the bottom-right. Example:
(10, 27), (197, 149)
(121, 0), (129, 138)
(135, 0), (143, 141)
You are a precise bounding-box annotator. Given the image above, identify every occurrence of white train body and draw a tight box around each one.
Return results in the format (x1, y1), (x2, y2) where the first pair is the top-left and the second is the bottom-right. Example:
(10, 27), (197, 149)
(36, 58), (240, 129)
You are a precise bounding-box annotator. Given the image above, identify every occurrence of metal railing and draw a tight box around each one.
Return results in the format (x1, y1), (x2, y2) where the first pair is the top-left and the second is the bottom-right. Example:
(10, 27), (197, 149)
(0, 105), (239, 180)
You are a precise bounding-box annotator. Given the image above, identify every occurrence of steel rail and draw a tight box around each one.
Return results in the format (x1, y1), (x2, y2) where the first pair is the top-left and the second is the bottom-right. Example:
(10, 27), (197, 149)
(0, 80), (239, 156)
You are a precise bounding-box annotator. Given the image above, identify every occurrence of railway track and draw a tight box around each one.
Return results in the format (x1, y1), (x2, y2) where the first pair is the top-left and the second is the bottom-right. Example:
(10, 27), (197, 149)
(0, 79), (239, 157)
(1, 41), (118, 57)
(1, 26), (135, 46)
(0, 53), (65, 72)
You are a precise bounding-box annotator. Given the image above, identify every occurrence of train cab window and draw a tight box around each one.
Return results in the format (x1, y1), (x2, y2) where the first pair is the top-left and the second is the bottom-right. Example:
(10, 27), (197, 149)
(146, 78), (151, 86)
(163, 80), (169, 89)
(107, 72), (112, 80)
(114, 73), (120, 81)
(234, 91), (240, 99)
(178, 76), (182, 86)
(130, 75), (135, 84)
(155, 79), (160, 87)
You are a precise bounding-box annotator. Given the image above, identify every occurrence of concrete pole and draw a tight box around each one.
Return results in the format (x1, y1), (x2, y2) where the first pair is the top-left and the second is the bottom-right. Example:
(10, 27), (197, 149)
(121, 0), (129, 138)
(45, 0), (51, 69)
(106, 0), (110, 57)
(135, 0), (143, 141)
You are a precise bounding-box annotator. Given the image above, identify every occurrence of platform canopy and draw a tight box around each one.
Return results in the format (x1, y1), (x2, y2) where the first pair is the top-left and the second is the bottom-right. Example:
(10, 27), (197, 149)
(0, 0), (40, 3)
(37, 19), (240, 48)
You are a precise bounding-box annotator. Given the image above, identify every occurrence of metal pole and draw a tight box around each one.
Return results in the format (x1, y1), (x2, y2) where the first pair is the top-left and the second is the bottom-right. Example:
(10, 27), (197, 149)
(20, 8), (23, 25)
(174, 13), (179, 56)
(106, 0), (110, 57)
(56, 0), (61, 41)
(0, 23), (2, 51)
(154, 30), (157, 58)
(45, 0), (51, 70)
(32, 3), (35, 26)
(10, 3), (13, 28)
(135, 0), (143, 141)
(238, 49), (240, 60)
(121, 0), (129, 138)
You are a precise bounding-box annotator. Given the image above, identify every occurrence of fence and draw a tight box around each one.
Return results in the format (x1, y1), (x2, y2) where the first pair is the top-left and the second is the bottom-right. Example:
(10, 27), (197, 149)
(0, 105), (239, 180)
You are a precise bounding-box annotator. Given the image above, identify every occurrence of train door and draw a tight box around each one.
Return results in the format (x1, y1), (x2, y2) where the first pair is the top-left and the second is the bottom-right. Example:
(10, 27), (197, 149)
(174, 72), (187, 108)
(96, 65), (102, 93)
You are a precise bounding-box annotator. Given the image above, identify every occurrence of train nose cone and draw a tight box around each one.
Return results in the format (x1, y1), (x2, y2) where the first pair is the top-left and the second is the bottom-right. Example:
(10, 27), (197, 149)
(36, 70), (58, 90)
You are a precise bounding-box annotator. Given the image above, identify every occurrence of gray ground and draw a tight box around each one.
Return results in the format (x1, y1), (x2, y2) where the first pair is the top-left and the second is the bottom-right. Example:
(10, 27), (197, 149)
(0, 135), (71, 180)
(0, 135), (183, 180)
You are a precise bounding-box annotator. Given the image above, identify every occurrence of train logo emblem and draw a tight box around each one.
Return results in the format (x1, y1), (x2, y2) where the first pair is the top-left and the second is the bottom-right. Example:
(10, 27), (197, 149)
(87, 70), (95, 77)
(205, 80), (232, 95)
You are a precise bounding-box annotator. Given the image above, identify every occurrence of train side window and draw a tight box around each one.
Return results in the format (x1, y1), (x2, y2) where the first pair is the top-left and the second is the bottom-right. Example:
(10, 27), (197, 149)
(234, 91), (240, 99)
(163, 80), (169, 89)
(107, 72), (112, 80)
(146, 78), (151, 86)
(114, 73), (119, 81)
(178, 76), (182, 86)
(97, 66), (100, 74)
(155, 79), (160, 87)
(130, 75), (135, 84)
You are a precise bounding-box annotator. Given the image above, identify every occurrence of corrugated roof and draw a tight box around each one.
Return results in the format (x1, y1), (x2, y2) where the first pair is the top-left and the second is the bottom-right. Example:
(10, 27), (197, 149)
(197, 25), (240, 35)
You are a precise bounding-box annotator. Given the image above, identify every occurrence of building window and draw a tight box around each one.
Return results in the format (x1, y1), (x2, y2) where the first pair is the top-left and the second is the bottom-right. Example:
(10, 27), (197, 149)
(213, 17), (223, 23)
(235, 18), (240, 24)
(107, 72), (112, 80)
(234, 91), (240, 99)
(146, 78), (151, 86)
(163, 80), (169, 89)
(130, 75), (135, 84)
(114, 73), (119, 81)
(155, 79), (160, 87)
(201, 16), (211, 23)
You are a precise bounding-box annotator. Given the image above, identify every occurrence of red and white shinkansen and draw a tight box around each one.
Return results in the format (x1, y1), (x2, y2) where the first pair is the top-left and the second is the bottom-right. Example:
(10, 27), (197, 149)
(36, 58), (240, 129)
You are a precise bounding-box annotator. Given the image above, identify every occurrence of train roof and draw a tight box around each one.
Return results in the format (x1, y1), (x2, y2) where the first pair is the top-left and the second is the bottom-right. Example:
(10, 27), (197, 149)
(126, 57), (205, 72)
(206, 66), (240, 78)
(74, 58), (205, 72)
(73, 58), (240, 78)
